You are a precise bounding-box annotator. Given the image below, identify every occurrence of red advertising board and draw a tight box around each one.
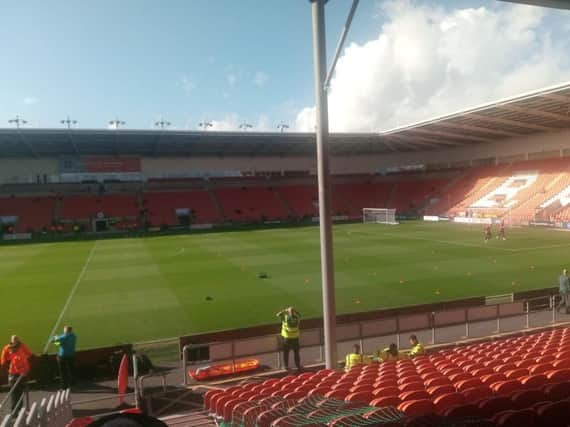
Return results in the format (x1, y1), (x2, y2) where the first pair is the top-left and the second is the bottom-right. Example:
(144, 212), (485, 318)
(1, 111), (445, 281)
(83, 157), (141, 173)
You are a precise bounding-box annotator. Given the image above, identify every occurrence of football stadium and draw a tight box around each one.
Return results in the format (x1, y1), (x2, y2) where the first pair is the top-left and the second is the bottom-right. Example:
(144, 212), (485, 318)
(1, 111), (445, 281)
(3, 0), (570, 426)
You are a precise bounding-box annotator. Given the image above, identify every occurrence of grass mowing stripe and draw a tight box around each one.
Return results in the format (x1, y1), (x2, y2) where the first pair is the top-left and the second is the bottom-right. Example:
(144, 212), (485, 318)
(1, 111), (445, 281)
(42, 241), (97, 353)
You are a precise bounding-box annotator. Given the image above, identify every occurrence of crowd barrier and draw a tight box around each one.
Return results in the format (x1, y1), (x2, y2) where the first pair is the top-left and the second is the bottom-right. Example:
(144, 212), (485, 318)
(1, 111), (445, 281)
(180, 291), (566, 385)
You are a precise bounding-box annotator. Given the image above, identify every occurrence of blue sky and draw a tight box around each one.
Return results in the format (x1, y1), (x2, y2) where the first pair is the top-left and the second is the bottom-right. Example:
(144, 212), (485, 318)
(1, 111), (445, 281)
(1, 1), (570, 132)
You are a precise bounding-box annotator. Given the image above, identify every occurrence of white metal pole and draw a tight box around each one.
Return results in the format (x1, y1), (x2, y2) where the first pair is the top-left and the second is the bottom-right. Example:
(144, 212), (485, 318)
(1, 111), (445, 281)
(311, 0), (338, 369)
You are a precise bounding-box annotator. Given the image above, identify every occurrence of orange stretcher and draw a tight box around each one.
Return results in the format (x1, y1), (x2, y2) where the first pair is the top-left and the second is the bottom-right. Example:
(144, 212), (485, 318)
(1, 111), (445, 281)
(189, 358), (260, 381)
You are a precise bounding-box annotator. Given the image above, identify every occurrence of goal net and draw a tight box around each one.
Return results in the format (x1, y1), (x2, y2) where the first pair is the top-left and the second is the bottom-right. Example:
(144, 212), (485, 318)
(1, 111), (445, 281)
(363, 208), (398, 225)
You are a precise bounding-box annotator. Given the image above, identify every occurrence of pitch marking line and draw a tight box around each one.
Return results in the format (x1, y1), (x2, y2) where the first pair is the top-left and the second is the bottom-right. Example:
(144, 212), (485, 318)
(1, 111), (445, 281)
(355, 231), (517, 252)
(43, 242), (98, 353)
(354, 230), (570, 253)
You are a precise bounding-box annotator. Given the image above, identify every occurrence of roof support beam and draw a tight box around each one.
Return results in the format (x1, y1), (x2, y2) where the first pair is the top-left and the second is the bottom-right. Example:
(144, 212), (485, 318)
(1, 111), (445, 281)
(540, 93), (570, 104)
(468, 113), (554, 132)
(387, 133), (466, 147)
(403, 128), (494, 143)
(435, 121), (522, 137)
(500, 105), (570, 122)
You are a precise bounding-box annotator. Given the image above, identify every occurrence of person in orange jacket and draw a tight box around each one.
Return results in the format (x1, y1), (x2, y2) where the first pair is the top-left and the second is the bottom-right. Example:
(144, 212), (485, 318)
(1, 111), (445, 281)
(1, 335), (32, 414)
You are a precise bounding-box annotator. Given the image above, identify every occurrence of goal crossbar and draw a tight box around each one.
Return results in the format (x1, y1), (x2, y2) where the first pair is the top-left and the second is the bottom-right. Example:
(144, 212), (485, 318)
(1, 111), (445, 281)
(363, 208), (398, 225)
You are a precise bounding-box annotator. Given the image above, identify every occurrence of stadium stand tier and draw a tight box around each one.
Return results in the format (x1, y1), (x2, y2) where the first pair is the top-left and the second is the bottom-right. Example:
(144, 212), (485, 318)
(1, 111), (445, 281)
(205, 327), (570, 426)
(4, 155), (570, 232)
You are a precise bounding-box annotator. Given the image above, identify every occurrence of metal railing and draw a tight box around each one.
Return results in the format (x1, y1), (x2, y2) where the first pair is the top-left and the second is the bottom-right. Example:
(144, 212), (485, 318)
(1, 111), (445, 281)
(181, 293), (569, 384)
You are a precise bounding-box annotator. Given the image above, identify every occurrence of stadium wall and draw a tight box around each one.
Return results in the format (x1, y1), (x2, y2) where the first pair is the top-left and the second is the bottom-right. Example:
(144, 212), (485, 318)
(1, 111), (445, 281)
(0, 158), (58, 183)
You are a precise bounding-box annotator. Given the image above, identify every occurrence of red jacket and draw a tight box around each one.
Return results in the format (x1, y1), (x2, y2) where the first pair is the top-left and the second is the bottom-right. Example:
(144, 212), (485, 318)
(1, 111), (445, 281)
(1, 343), (32, 375)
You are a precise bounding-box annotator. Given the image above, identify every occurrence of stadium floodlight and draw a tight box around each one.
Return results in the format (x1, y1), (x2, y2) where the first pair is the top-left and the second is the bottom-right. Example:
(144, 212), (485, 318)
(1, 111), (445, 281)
(109, 117), (126, 129)
(239, 121), (253, 131)
(60, 116), (78, 129)
(277, 122), (290, 133)
(199, 121), (213, 131)
(155, 118), (171, 129)
(363, 208), (398, 225)
(8, 116), (27, 128)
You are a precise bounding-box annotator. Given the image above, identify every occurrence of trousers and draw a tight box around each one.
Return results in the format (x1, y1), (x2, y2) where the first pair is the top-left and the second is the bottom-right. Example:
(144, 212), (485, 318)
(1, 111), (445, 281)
(282, 337), (301, 369)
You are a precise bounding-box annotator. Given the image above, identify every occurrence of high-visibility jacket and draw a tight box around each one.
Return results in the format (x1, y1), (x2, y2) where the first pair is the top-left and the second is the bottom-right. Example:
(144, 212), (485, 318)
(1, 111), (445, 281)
(409, 343), (425, 357)
(1, 343), (32, 375)
(280, 314), (300, 339)
(345, 353), (371, 370)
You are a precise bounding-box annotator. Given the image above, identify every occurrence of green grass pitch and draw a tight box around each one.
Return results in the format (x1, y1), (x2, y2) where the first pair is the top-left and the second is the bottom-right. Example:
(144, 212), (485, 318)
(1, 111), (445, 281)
(0, 222), (568, 353)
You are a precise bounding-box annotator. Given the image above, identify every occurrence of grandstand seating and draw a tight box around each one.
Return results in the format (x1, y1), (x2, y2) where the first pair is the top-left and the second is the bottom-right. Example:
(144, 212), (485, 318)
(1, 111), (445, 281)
(426, 158), (570, 222)
(143, 190), (221, 225)
(6, 157), (570, 230)
(215, 187), (289, 222)
(0, 196), (55, 232)
(205, 327), (570, 426)
(60, 195), (138, 220)
(277, 186), (319, 218)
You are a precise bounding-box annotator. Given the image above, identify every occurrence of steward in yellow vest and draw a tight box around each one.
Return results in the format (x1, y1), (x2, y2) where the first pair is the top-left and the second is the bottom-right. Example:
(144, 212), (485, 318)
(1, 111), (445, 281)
(276, 307), (301, 370)
(409, 334), (425, 358)
(345, 344), (372, 371)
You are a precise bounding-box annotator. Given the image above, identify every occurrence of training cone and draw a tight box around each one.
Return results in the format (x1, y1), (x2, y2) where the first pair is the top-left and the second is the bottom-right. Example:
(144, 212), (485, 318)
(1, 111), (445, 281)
(435, 289), (440, 295)
(355, 299), (361, 304)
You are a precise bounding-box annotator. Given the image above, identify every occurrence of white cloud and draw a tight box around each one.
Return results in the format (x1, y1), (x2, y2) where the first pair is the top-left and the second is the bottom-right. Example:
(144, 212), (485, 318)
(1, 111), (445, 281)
(294, 1), (570, 132)
(23, 97), (39, 105)
(180, 75), (195, 93)
(253, 71), (269, 87)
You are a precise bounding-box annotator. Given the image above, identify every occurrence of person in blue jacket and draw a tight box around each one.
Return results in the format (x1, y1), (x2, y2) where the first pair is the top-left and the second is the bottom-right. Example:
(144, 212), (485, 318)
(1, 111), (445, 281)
(51, 326), (77, 389)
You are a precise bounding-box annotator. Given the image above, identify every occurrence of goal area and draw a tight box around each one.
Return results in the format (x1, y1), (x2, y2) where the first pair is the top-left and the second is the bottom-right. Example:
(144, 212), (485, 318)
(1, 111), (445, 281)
(362, 208), (398, 225)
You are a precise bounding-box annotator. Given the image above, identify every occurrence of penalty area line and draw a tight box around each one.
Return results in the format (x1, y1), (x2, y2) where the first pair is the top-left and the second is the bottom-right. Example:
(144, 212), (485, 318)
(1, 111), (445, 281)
(43, 241), (97, 353)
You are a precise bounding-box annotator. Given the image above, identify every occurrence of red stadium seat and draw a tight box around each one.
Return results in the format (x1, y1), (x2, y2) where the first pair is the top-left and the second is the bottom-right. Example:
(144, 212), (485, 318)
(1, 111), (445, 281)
(520, 374), (547, 389)
(441, 404), (479, 418)
(504, 368), (528, 380)
(427, 384), (456, 397)
(477, 396), (513, 418)
(424, 377), (451, 388)
(433, 392), (464, 414)
(345, 391), (374, 404)
(399, 390), (430, 402)
(546, 369), (570, 383)
(481, 372), (506, 385)
(492, 409), (536, 427)
(529, 363), (553, 375)
(372, 386), (400, 397)
(398, 399), (435, 416)
(510, 389), (546, 409)
(536, 400), (570, 427)
(461, 386), (491, 403)
(491, 380), (524, 396)
(454, 378), (483, 392)
(370, 396), (401, 408)
(544, 381), (570, 401)
(399, 382), (425, 393)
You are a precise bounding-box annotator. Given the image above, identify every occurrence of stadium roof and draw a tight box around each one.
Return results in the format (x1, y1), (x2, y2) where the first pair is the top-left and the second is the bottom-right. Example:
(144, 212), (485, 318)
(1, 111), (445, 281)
(1, 82), (570, 158)
(499, 0), (570, 10)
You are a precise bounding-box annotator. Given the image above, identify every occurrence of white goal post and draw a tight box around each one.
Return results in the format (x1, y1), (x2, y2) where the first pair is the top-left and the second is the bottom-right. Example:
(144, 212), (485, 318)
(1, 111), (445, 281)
(363, 208), (398, 225)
